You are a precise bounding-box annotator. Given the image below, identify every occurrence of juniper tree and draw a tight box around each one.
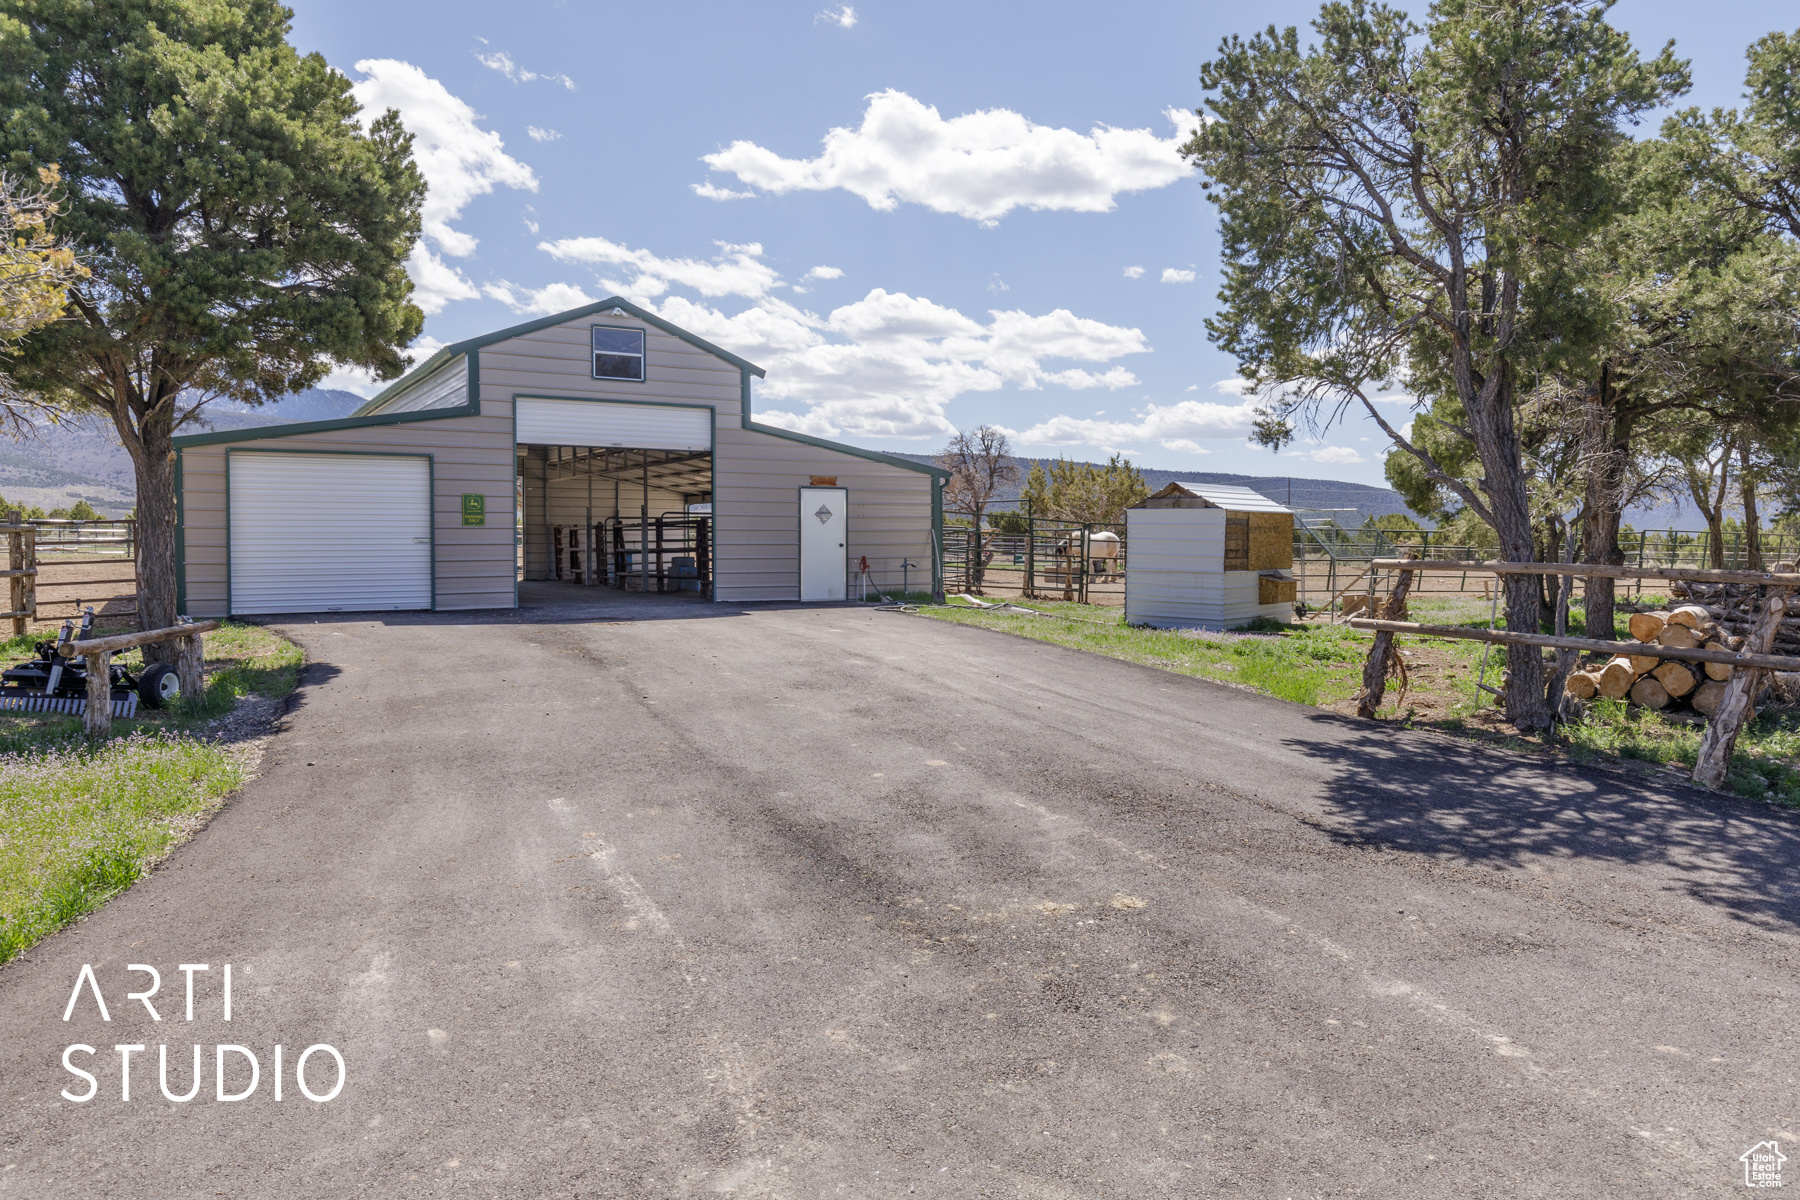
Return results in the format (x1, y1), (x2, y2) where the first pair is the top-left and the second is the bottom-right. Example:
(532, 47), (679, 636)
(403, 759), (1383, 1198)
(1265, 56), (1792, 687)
(0, 0), (424, 640)
(1183, 0), (1686, 729)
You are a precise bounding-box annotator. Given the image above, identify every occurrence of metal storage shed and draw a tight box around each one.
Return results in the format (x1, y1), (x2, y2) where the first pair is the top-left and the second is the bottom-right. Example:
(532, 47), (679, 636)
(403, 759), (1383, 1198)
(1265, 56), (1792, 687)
(1124, 482), (1296, 629)
(171, 298), (948, 616)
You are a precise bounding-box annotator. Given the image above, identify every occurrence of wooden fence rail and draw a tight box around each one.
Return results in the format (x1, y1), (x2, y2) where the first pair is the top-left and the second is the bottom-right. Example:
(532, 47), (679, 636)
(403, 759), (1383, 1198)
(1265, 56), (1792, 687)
(58, 618), (220, 738)
(1353, 559), (1791, 788)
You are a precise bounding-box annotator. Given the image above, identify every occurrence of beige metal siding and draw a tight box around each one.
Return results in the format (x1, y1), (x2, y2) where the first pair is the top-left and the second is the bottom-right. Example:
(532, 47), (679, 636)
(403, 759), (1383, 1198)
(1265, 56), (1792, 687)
(179, 404), (516, 618)
(712, 424), (935, 602)
(375, 357), (468, 413)
(478, 316), (743, 416)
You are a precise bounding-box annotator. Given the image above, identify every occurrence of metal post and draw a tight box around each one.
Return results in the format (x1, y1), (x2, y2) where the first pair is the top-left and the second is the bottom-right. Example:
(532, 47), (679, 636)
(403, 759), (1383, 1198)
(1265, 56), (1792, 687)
(1079, 522), (1090, 605)
(640, 450), (650, 595)
(1025, 508), (1035, 600)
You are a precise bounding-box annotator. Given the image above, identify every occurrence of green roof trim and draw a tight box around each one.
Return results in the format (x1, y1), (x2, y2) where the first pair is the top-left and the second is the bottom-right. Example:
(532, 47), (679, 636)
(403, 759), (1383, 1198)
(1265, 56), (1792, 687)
(172, 394), (479, 448)
(357, 296), (766, 419)
(736, 369), (949, 480)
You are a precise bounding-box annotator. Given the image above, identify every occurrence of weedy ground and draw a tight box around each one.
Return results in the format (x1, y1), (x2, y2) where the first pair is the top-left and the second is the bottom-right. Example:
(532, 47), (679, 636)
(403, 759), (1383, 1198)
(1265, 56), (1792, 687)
(0, 622), (303, 963)
(917, 594), (1800, 809)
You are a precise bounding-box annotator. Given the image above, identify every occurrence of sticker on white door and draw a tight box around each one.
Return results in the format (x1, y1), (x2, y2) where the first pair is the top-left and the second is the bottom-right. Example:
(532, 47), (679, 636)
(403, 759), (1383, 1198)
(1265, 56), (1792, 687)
(799, 487), (847, 601)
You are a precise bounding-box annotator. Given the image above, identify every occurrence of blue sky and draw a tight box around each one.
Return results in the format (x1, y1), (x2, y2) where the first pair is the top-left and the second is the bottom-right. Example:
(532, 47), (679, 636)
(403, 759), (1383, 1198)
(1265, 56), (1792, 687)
(290, 0), (1798, 488)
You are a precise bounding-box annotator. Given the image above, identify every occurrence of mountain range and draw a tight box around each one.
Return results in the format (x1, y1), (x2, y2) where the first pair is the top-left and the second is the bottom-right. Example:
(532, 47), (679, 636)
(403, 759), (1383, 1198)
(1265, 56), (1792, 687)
(1, 390), (367, 515)
(888, 453), (1426, 525)
(4, 390), (1718, 531)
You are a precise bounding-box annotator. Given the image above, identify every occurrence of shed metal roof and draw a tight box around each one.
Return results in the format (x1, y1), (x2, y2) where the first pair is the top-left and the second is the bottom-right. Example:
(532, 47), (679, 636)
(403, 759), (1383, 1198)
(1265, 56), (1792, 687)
(1148, 482), (1293, 514)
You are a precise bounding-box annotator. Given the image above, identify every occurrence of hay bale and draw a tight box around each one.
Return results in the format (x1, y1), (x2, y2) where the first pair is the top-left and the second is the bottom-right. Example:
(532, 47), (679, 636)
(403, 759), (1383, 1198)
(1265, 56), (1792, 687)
(1628, 611), (1666, 642)
(1652, 660), (1699, 698)
(1629, 676), (1671, 709)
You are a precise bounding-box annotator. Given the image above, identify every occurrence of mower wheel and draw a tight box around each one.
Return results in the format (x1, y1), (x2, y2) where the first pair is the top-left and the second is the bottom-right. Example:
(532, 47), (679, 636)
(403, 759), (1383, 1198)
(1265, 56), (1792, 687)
(138, 663), (181, 708)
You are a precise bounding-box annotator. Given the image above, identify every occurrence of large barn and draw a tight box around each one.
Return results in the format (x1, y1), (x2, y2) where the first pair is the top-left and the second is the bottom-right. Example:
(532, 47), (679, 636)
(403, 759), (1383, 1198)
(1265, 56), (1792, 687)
(171, 299), (947, 616)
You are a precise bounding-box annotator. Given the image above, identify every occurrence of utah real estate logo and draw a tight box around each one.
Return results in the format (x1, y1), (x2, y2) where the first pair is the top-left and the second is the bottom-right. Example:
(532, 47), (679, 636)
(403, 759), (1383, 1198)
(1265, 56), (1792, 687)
(1741, 1141), (1786, 1188)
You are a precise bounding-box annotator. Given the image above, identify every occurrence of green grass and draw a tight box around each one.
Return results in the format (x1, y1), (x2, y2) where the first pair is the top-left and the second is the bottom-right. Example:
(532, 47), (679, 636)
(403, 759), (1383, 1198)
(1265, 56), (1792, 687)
(923, 598), (1368, 706)
(919, 595), (1800, 808)
(0, 622), (303, 963)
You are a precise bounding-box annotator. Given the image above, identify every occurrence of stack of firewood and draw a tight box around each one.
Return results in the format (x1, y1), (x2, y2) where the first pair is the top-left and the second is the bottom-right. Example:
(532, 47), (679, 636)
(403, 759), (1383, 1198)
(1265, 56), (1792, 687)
(1564, 605), (1740, 713)
(1669, 569), (1800, 659)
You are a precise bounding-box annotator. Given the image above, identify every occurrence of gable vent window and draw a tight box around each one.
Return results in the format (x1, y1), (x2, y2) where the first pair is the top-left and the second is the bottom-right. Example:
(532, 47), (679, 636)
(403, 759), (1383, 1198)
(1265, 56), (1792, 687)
(592, 326), (646, 381)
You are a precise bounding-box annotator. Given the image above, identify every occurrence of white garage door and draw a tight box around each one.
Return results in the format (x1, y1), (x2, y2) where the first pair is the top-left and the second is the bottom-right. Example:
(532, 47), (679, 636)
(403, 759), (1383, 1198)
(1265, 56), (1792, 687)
(229, 452), (432, 614)
(514, 397), (709, 451)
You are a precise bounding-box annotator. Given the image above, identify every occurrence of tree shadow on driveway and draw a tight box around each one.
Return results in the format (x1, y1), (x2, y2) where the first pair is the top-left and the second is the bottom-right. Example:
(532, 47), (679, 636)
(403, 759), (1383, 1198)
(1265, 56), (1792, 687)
(1280, 713), (1800, 934)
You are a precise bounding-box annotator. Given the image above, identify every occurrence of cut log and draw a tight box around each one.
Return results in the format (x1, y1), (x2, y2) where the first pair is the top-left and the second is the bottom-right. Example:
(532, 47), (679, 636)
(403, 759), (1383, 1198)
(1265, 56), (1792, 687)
(1565, 672), (1599, 700)
(1652, 660), (1699, 698)
(1702, 644), (1733, 681)
(1657, 624), (1700, 650)
(1667, 605), (1709, 630)
(1596, 659), (1635, 699)
(1629, 676), (1671, 708)
(1628, 653), (1660, 675)
(1627, 611), (1666, 642)
(1692, 679), (1726, 715)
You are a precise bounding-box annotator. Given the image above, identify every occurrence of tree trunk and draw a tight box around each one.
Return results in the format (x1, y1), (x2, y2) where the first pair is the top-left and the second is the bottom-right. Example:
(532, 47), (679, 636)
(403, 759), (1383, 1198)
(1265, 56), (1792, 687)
(1471, 370), (1550, 731)
(135, 440), (178, 652)
(1740, 441), (1763, 572)
(105, 380), (180, 662)
(1581, 371), (1627, 642)
(1356, 562), (1416, 719)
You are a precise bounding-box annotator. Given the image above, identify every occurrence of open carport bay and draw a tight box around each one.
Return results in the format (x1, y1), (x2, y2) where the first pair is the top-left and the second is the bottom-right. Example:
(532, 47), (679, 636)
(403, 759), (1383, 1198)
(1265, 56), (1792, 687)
(2, 601), (1795, 1198)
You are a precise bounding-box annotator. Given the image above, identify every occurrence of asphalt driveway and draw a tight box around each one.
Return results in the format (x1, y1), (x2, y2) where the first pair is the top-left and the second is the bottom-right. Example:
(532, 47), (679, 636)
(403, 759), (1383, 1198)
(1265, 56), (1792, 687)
(3, 591), (1797, 1197)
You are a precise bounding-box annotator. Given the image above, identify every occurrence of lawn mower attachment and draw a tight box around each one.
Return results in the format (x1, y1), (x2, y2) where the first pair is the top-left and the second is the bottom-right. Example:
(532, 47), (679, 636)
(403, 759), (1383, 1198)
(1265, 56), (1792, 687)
(0, 608), (181, 719)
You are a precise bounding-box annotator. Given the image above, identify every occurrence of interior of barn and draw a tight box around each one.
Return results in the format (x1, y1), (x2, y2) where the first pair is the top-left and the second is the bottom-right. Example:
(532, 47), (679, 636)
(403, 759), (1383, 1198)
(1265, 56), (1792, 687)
(517, 444), (713, 597)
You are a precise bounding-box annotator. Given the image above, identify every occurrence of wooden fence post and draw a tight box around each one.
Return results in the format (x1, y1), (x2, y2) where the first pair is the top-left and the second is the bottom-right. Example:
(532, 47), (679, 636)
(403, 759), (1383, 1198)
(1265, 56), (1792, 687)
(176, 629), (204, 702)
(6, 511), (21, 639)
(1692, 584), (1790, 787)
(1357, 557), (1417, 719)
(83, 650), (112, 738)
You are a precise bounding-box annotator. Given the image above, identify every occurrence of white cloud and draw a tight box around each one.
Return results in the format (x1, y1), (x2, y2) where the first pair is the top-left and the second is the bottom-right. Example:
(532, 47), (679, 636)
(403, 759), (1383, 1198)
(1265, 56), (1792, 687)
(519, 234), (1149, 438)
(350, 59), (538, 280)
(475, 50), (575, 89)
(1123, 265), (1145, 279)
(402, 244), (480, 315)
(691, 181), (758, 201)
(700, 90), (1192, 223)
(484, 280), (597, 315)
(1161, 267), (1196, 283)
(540, 237), (782, 299)
(815, 4), (857, 27)
(527, 126), (562, 142)
(1013, 389), (1261, 453)
(318, 335), (451, 397)
(1285, 446), (1367, 465)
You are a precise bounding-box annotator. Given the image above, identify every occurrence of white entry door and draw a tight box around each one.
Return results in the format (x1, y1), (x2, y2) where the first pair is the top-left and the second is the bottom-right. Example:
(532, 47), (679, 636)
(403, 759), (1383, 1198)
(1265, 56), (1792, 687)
(229, 452), (432, 614)
(798, 487), (847, 601)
